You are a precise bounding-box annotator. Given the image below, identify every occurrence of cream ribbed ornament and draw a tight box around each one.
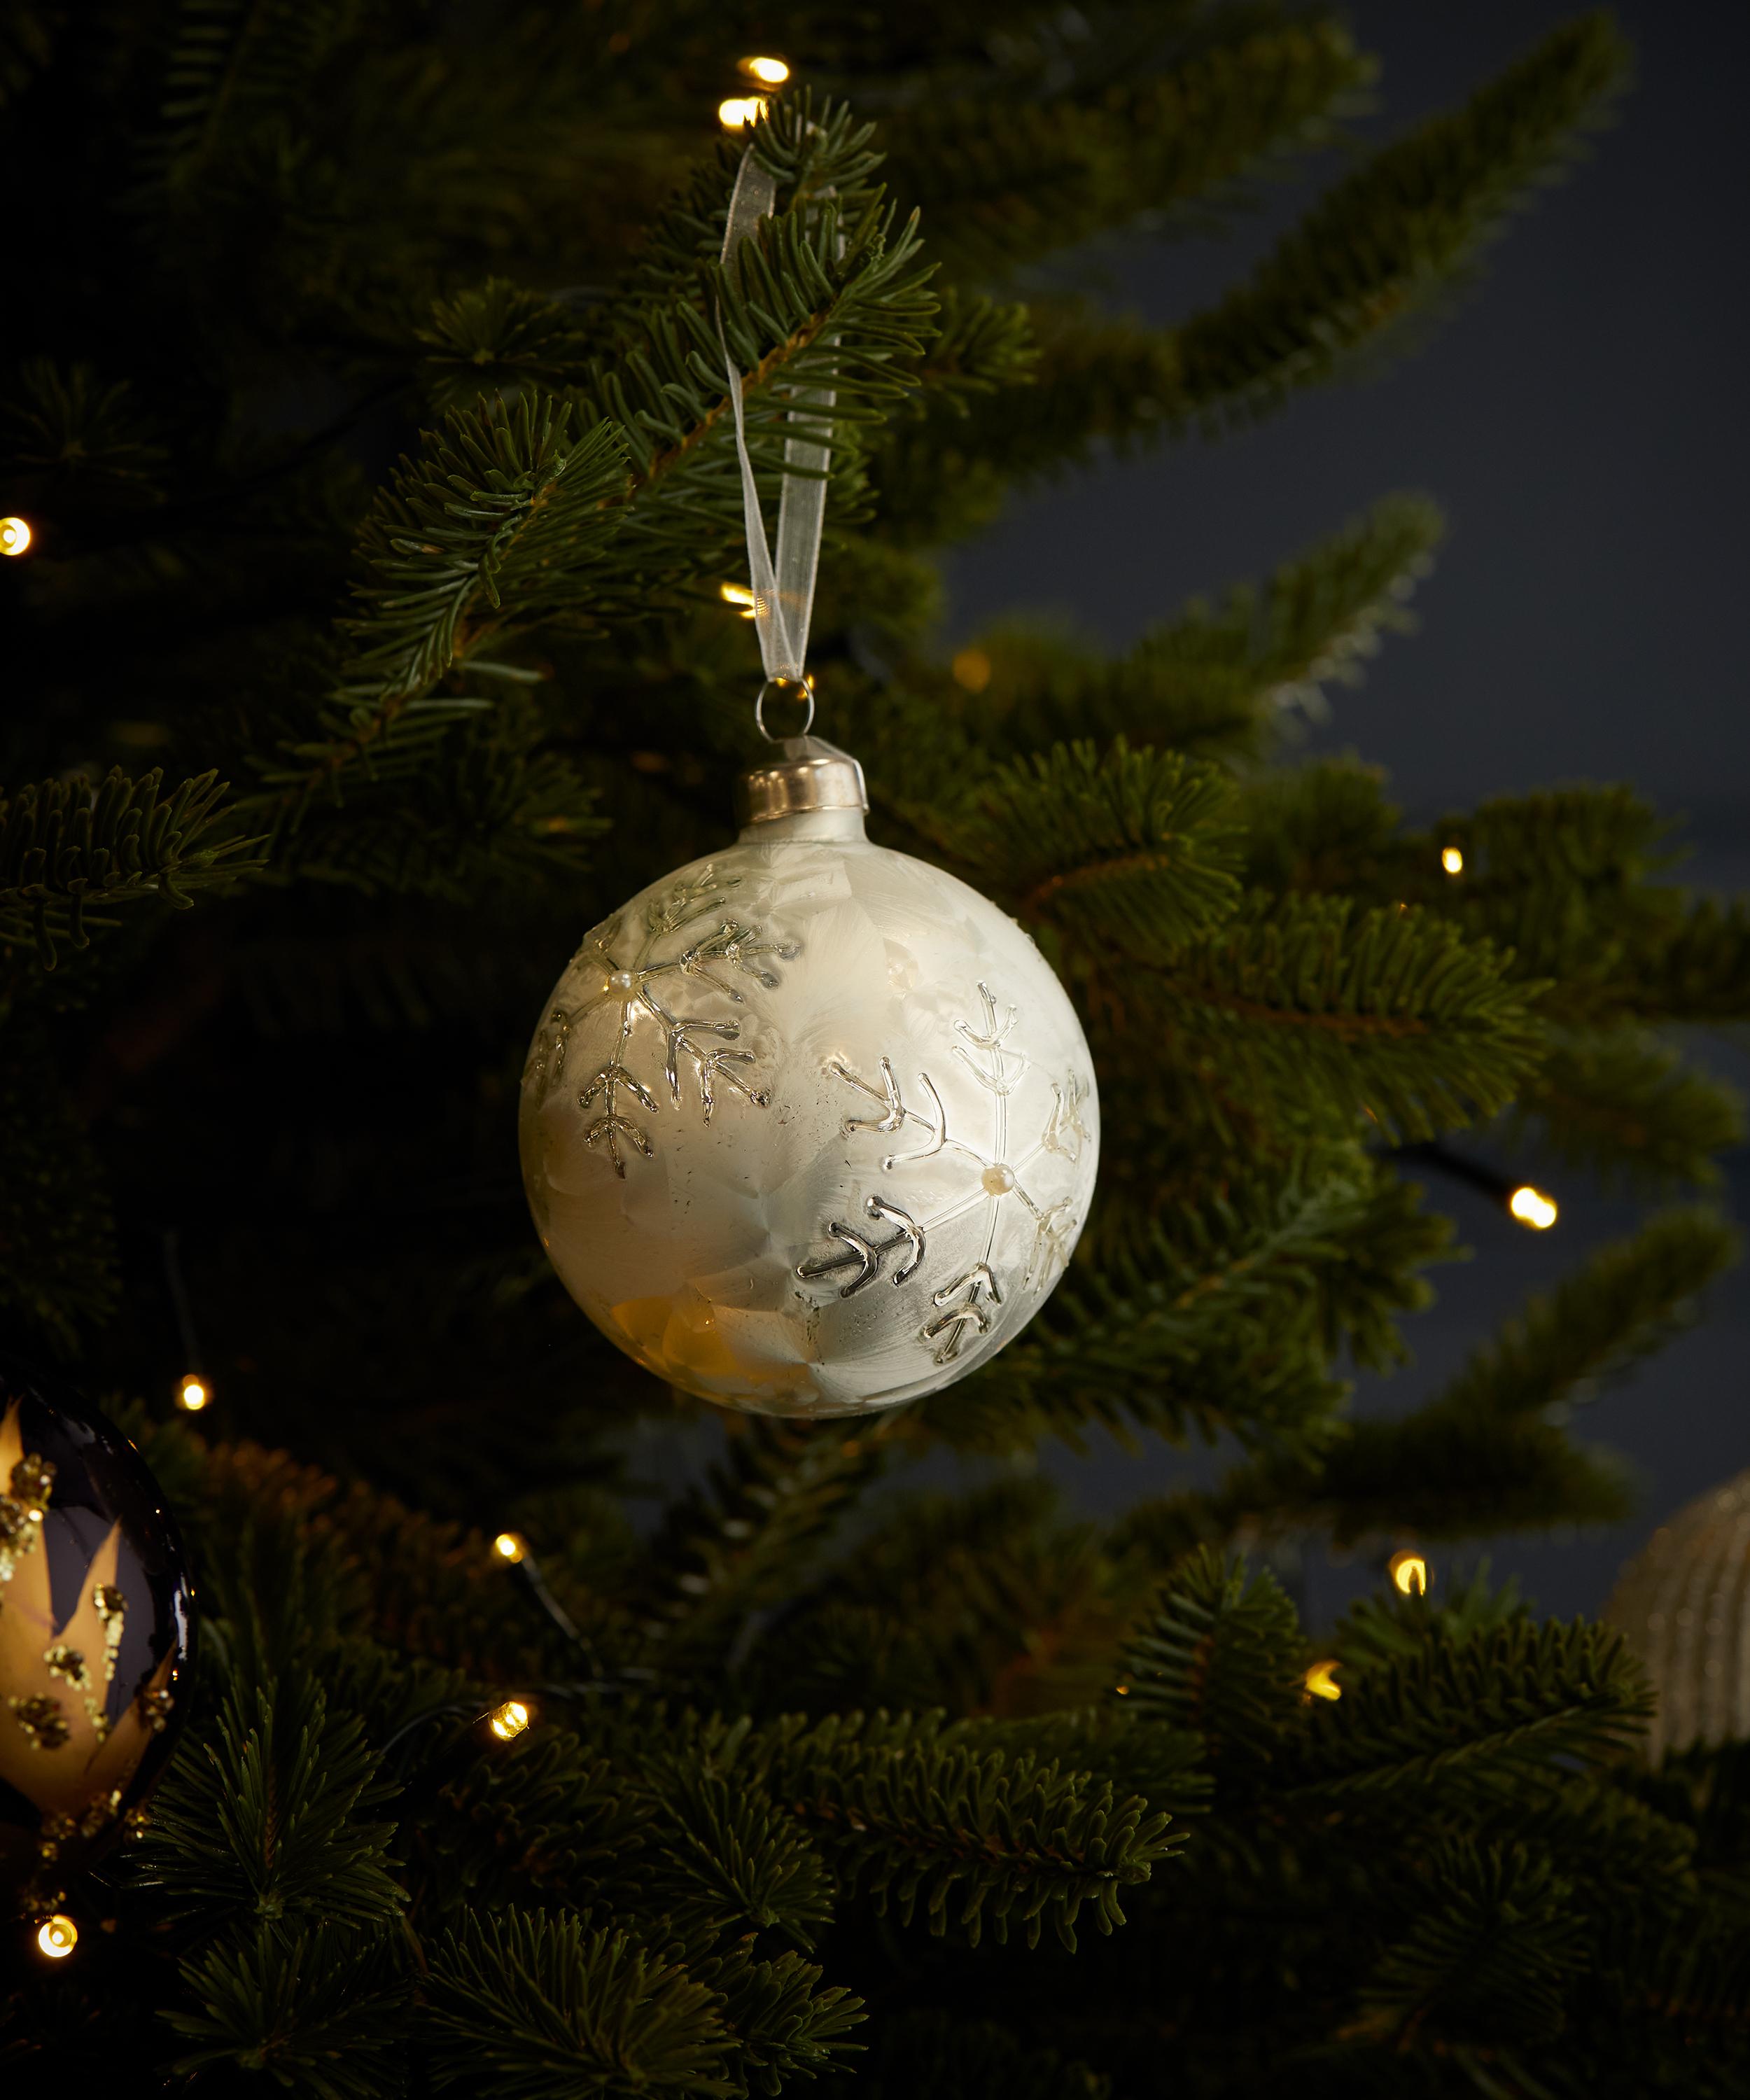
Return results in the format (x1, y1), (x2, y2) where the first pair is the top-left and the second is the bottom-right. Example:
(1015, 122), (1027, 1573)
(519, 742), (1099, 1418)
(1604, 1470), (1750, 1758)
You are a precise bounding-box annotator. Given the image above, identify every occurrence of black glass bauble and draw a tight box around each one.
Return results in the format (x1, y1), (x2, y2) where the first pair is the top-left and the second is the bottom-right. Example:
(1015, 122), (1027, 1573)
(0, 1354), (195, 1915)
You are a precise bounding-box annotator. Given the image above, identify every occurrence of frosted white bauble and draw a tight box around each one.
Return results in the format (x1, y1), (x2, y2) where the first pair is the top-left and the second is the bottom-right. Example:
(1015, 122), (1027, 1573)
(519, 781), (1099, 1418)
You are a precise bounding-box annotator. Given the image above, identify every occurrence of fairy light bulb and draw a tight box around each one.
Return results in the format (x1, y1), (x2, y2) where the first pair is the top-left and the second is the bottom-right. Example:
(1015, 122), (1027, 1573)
(737, 56), (790, 85)
(492, 1530), (528, 1564)
(176, 1373), (210, 1412)
(951, 647), (992, 693)
(1389, 1549), (1429, 1597)
(718, 582), (758, 619)
(36, 1914), (78, 1959)
(1303, 1660), (1342, 1702)
(718, 95), (769, 130)
(0, 516), (31, 556)
(1440, 845), (1464, 876)
(1508, 1184), (1558, 1231)
(488, 1698), (531, 1741)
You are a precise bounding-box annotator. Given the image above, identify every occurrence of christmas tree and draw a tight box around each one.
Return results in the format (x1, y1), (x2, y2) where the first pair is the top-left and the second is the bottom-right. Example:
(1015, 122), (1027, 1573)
(6, 4), (1749, 2092)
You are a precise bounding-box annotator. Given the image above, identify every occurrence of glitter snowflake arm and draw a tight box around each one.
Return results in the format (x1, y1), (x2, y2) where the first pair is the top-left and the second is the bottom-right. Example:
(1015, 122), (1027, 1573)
(798, 1198), (926, 1296)
(951, 981), (1025, 1096)
(680, 921), (798, 1000)
(923, 1265), (1003, 1363)
(579, 1054), (659, 1179)
(641, 992), (771, 1120)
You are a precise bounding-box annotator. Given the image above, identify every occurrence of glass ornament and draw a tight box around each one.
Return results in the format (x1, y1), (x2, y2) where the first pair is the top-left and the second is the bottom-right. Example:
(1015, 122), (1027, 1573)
(0, 1354), (195, 1915)
(520, 742), (1100, 1417)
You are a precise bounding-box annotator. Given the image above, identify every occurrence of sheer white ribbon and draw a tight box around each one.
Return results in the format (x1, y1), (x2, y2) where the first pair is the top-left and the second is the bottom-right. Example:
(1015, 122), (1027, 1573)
(718, 148), (834, 692)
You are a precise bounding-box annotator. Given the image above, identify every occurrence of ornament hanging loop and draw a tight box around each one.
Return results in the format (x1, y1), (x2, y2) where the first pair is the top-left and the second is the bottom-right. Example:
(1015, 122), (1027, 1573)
(718, 138), (835, 741)
(754, 674), (816, 743)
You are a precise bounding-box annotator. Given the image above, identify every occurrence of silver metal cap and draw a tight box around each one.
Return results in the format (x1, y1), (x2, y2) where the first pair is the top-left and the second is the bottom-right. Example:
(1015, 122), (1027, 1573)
(737, 737), (869, 825)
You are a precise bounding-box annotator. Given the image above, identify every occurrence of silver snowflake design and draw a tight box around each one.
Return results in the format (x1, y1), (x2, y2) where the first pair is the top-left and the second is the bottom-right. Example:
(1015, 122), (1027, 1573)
(527, 867), (796, 1177)
(797, 982), (1088, 1365)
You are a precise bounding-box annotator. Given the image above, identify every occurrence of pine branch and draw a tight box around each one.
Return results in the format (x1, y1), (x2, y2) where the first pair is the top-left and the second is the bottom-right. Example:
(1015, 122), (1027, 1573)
(888, 17), (1371, 279)
(264, 699), (607, 897)
(905, 499), (1438, 797)
(0, 767), (255, 968)
(1242, 758), (1404, 897)
(636, 1420), (888, 1681)
(1429, 1208), (1739, 1425)
(1212, 1210), (1737, 1546)
(724, 1711), (1179, 1950)
(1111, 493), (1441, 757)
(748, 1477), (1126, 1721)
(1289, 1618), (1651, 1796)
(1348, 1841), (1583, 2050)
(1117, 1549), (1304, 1768)
(610, 96), (888, 326)
(1222, 1411), (1637, 1551)
(131, 1670), (405, 1933)
(921, 739), (1243, 954)
(637, 1764), (836, 1949)
(1512, 1030), (1744, 1192)
(413, 1727), (648, 1919)
(1399, 785), (1688, 1018)
(0, 356), (167, 507)
(1136, 891), (1544, 1141)
(904, 286), (1036, 410)
(935, 1152), (1448, 1456)
(242, 398), (631, 836)
(141, 0), (349, 204)
(579, 155), (937, 580)
(167, 1923), (412, 2099)
(1175, 14), (1631, 420)
(424, 1912), (738, 2099)
(419, 278), (595, 414)
(0, 1030), (119, 1347)
(1620, 897), (1750, 1023)
(690, 1942), (864, 2096)
(246, 102), (938, 845)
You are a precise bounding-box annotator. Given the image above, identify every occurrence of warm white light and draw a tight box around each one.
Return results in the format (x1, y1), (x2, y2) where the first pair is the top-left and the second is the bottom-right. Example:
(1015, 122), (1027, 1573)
(1303, 1660), (1343, 1702)
(1441, 846), (1464, 875)
(176, 1373), (209, 1413)
(951, 647), (992, 694)
(718, 582), (758, 620)
(718, 96), (769, 130)
(1508, 1184), (1558, 1231)
(0, 516), (31, 556)
(36, 1914), (78, 1959)
(738, 55), (790, 85)
(1390, 1550), (1429, 1597)
(489, 1699), (531, 1741)
(492, 1530), (527, 1564)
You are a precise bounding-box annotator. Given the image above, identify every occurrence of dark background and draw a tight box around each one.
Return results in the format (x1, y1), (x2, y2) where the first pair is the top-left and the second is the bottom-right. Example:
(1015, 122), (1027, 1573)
(942, 1), (1750, 1623)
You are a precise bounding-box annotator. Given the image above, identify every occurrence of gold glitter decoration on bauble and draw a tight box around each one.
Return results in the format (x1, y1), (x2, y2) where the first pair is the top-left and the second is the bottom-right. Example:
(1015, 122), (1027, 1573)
(1604, 1468), (1750, 1759)
(8, 1693), (70, 1751)
(10, 1453), (55, 1508)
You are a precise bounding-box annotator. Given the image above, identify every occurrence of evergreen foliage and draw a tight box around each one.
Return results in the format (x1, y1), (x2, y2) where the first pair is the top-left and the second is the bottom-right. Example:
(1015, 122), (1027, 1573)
(5, 4), (1747, 2094)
